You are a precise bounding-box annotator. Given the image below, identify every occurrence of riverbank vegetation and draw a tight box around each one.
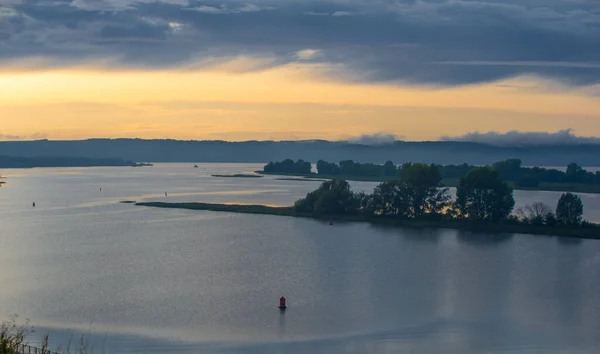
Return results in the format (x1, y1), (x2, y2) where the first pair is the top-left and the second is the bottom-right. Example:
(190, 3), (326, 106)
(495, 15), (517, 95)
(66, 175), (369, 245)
(260, 158), (600, 193)
(138, 164), (600, 239)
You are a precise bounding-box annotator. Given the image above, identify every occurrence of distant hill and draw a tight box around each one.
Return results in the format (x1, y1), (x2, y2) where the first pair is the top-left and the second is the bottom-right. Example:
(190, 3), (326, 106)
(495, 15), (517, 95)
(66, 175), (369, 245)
(0, 155), (141, 168)
(0, 139), (599, 166)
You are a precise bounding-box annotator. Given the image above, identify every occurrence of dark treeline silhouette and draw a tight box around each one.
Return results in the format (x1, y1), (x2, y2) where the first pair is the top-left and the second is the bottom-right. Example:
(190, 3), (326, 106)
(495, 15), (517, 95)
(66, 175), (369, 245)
(317, 160), (397, 177)
(294, 164), (594, 229)
(0, 155), (146, 168)
(3, 139), (600, 165)
(263, 159), (312, 174)
(263, 158), (600, 186)
(492, 159), (600, 186)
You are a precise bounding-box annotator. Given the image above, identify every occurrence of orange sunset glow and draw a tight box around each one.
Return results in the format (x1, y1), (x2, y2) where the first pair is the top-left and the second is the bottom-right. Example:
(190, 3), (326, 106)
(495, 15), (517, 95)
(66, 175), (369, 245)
(1, 0), (599, 142)
(2, 62), (599, 141)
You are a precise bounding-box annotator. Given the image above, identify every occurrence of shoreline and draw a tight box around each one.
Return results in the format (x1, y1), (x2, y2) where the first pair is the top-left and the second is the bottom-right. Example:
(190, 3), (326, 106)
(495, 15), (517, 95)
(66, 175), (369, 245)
(135, 201), (600, 239)
(211, 174), (263, 178)
(258, 171), (600, 194)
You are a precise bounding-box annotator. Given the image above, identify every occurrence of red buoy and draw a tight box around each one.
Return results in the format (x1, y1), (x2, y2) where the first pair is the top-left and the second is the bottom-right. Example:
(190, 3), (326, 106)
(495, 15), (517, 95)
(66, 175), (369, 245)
(329, 220), (333, 225)
(279, 297), (286, 310)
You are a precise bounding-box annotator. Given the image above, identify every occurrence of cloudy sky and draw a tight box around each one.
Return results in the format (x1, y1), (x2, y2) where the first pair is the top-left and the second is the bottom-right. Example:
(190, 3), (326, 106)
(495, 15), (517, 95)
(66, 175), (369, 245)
(1, 0), (599, 141)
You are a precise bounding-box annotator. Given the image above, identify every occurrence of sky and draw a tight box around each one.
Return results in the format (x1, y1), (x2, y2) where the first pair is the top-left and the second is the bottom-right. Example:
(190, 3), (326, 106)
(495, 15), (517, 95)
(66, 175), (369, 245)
(1, 0), (599, 142)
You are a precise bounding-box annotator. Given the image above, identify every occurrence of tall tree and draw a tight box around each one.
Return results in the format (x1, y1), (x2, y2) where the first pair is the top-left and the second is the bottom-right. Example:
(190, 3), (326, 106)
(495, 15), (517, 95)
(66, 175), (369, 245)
(316, 160), (340, 175)
(556, 192), (584, 225)
(455, 167), (515, 221)
(293, 179), (357, 215)
(566, 162), (583, 176)
(564, 162), (593, 183)
(492, 159), (523, 181)
(371, 164), (449, 218)
(371, 180), (411, 217)
(383, 160), (396, 177)
(400, 163), (449, 218)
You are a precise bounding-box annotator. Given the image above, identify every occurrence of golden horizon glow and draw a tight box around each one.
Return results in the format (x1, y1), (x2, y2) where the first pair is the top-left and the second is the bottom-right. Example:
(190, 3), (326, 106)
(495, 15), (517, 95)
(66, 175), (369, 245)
(2, 59), (600, 141)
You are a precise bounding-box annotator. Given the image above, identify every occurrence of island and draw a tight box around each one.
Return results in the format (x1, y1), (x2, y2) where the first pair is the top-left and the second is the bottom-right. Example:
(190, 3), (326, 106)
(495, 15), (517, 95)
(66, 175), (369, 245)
(137, 164), (600, 239)
(0, 155), (151, 168)
(259, 158), (600, 194)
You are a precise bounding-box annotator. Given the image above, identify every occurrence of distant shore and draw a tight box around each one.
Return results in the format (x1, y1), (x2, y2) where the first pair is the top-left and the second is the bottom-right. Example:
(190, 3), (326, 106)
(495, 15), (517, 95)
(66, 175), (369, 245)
(211, 174), (263, 178)
(135, 201), (600, 239)
(258, 171), (600, 194)
(0, 155), (152, 169)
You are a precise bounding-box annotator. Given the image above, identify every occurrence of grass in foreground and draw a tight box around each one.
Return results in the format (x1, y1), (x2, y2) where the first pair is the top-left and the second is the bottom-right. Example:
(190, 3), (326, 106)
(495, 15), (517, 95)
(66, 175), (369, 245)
(1, 316), (92, 354)
(135, 201), (600, 239)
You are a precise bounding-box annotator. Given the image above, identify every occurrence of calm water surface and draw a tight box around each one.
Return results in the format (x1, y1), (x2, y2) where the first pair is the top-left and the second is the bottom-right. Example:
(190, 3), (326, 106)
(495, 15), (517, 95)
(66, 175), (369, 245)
(1, 164), (600, 354)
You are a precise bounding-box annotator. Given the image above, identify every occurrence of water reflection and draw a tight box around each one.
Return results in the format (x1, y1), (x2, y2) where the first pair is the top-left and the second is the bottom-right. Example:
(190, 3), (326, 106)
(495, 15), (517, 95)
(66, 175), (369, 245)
(557, 236), (583, 245)
(456, 231), (514, 245)
(1, 164), (600, 353)
(371, 224), (443, 243)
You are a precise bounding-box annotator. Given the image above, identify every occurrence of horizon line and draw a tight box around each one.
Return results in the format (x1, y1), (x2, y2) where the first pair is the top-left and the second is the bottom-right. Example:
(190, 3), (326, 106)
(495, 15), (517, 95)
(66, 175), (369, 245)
(2, 137), (600, 148)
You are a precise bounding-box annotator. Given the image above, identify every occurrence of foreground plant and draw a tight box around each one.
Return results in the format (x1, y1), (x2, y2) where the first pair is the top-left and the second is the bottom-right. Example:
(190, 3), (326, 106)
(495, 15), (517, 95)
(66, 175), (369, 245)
(1, 315), (32, 354)
(1, 316), (91, 354)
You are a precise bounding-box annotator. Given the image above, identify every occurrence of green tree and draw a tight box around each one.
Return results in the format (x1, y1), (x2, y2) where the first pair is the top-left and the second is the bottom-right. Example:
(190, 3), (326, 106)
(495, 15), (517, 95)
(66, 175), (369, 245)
(371, 164), (449, 219)
(566, 162), (583, 176)
(492, 159), (523, 181)
(564, 162), (594, 183)
(354, 191), (375, 215)
(371, 180), (411, 217)
(455, 167), (515, 221)
(400, 163), (449, 218)
(383, 160), (396, 177)
(316, 160), (340, 175)
(555, 192), (583, 225)
(293, 179), (357, 215)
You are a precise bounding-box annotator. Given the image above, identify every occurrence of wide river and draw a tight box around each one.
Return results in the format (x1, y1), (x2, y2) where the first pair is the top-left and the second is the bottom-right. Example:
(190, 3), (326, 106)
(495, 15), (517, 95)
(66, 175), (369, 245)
(1, 164), (600, 354)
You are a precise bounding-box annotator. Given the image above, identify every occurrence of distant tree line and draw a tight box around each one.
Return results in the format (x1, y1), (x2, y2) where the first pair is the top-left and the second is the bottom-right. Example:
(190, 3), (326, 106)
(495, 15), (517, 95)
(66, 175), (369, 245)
(0, 156), (144, 168)
(263, 159), (312, 174)
(263, 158), (600, 186)
(491, 159), (600, 186)
(293, 164), (592, 228)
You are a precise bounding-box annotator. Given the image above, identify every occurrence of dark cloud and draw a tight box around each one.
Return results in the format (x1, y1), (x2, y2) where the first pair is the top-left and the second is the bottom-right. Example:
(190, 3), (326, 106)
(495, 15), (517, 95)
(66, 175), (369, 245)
(441, 129), (600, 146)
(1, 0), (599, 85)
